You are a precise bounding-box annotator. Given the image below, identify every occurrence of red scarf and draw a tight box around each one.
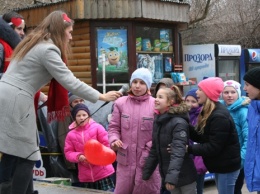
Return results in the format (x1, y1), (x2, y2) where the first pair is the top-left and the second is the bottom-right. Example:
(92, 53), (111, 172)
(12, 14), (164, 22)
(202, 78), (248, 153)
(46, 79), (70, 122)
(47, 79), (70, 123)
(34, 91), (41, 115)
(0, 39), (12, 72)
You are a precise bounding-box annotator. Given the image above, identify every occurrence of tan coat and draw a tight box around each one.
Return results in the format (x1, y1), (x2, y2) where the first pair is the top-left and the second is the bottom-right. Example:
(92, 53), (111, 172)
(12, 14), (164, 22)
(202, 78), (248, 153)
(0, 40), (100, 161)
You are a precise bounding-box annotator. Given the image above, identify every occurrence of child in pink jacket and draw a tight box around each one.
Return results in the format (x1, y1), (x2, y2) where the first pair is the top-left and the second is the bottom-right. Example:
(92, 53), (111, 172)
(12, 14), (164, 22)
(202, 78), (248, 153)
(64, 103), (114, 191)
(108, 68), (161, 194)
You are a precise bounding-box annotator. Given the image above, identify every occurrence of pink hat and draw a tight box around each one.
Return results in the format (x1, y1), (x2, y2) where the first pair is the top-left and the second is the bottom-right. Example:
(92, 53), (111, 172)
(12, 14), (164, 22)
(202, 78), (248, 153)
(198, 77), (224, 102)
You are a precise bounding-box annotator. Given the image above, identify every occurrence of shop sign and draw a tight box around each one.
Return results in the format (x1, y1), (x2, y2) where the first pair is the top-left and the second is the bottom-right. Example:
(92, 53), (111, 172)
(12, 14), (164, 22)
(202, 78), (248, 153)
(183, 44), (215, 84)
(218, 45), (241, 56)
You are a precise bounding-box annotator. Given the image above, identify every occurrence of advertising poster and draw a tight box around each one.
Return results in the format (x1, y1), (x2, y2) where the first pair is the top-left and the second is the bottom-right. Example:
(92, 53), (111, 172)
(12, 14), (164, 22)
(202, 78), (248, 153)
(97, 29), (128, 72)
(183, 44), (215, 83)
(247, 49), (260, 63)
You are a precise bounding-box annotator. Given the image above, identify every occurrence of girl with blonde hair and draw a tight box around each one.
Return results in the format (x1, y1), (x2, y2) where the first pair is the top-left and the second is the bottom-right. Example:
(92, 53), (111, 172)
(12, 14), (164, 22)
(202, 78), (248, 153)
(187, 77), (241, 194)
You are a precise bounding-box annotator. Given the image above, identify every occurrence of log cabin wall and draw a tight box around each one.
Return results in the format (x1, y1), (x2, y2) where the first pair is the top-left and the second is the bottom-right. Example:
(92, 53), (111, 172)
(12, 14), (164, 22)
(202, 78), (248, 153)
(69, 21), (91, 84)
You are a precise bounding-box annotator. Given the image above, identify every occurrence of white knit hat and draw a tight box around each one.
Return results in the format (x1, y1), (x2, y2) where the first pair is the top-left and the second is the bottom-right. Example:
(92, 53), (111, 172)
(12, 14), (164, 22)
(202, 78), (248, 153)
(223, 80), (241, 98)
(130, 68), (152, 89)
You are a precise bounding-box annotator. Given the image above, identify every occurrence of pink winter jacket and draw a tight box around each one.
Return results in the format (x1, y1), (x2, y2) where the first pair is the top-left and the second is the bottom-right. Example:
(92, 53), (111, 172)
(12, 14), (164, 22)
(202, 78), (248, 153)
(108, 94), (161, 194)
(64, 119), (114, 182)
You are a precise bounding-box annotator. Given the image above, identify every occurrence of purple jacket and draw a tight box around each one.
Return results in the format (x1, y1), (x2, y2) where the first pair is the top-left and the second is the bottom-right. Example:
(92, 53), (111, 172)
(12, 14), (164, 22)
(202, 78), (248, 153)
(108, 94), (160, 194)
(189, 106), (207, 174)
(64, 119), (114, 182)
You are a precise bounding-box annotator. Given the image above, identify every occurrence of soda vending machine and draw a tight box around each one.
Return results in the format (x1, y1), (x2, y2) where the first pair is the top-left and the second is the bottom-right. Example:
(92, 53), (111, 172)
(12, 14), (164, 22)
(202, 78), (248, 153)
(183, 44), (241, 94)
(240, 48), (260, 95)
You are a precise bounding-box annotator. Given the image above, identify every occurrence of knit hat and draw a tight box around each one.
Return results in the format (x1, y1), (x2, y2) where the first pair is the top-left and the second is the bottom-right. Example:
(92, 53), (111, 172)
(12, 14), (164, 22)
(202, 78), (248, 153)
(243, 67), (260, 89)
(198, 77), (224, 102)
(68, 92), (83, 104)
(130, 68), (152, 89)
(154, 78), (174, 97)
(223, 80), (241, 97)
(185, 88), (198, 101)
(71, 103), (90, 120)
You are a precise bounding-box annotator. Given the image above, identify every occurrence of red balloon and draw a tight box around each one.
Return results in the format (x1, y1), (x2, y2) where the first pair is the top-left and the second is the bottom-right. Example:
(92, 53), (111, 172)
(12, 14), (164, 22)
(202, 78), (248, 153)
(84, 139), (116, 166)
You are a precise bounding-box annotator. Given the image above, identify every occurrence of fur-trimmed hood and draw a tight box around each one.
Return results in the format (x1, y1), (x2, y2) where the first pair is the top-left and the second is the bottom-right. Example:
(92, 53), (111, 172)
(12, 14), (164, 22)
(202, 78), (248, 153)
(168, 102), (190, 115)
(156, 102), (190, 124)
(0, 17), (21, 49)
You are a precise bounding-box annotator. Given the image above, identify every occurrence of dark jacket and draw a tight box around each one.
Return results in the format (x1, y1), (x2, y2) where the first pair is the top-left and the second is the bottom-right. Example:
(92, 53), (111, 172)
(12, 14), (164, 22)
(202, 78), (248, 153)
(0, 17), (21, 76)
(0, 18), (21, 49)
(188, 102), (241, 173)
(142, 103), (197, 187)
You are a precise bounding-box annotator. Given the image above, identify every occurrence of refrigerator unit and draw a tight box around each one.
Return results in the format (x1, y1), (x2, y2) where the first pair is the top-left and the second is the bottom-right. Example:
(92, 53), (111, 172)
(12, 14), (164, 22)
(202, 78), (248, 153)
(240, 48), (260, 96)
(183, 44), (241, 94)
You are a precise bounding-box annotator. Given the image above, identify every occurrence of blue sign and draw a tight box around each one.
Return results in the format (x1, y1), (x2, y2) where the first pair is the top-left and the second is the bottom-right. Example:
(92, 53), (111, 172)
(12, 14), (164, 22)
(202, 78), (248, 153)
(248, 49), (260, 63)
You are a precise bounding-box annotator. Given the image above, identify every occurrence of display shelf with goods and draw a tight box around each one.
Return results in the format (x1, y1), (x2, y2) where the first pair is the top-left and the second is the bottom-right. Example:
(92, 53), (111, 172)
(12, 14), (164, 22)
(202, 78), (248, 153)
(136, 26), (174, 84)
(176, 80), (197, 95)
(136, 53), (174, 83)
(170, 70), (197, 95)
(135, 26), (196, 94)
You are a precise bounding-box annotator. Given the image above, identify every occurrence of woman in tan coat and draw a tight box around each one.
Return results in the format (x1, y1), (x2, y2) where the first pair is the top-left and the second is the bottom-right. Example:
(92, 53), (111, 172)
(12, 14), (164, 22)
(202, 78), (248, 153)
(0, 10), (120, 194)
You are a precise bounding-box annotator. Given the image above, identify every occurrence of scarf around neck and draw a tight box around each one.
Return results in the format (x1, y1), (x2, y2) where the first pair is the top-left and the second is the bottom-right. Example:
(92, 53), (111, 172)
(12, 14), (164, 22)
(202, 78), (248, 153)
(47, 79), (70, 123)
(46, 57), (70, 122)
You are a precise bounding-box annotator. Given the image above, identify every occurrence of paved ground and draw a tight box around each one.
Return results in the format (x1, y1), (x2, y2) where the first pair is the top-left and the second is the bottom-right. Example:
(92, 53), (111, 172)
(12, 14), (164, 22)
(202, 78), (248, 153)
(204, 181), (256, 194)
(34, 180), (257, 194)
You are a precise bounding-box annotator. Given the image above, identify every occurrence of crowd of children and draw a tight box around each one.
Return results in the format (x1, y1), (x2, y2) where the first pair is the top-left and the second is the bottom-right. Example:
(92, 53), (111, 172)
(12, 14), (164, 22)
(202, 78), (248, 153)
(1, 7), (260, 194)
(61, 67), (260, 194)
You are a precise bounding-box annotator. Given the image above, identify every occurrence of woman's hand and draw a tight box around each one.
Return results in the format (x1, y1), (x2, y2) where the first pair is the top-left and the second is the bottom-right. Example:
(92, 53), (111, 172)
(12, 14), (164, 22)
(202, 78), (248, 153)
(111, 140), (123, 151)
(99, 91), (121, 101)
(165, 183), (175, 191)
(40, 94), (48, 102)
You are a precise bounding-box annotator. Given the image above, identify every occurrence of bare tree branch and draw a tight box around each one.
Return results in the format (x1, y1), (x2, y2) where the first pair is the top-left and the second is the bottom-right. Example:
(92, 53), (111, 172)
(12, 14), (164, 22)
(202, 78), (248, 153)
(189, 0), (211, 25)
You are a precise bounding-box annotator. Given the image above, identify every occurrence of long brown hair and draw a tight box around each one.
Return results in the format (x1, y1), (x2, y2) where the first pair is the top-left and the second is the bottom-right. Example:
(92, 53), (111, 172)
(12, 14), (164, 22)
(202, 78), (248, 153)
(196, 98), (216, 134)
(12, 10), (74, 62)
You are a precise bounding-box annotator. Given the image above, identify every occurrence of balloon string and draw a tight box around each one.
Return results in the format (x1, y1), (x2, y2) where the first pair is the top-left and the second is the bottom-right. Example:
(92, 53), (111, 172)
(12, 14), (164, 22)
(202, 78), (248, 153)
(25, 101), (110, 159)
(38, 101), (111, 153)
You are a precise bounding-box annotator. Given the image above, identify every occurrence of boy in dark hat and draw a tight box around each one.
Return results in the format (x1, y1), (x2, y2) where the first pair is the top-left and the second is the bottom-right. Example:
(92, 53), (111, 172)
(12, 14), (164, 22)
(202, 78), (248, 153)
(153, 77), (174, 97)
(68, 92), (85, 109)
